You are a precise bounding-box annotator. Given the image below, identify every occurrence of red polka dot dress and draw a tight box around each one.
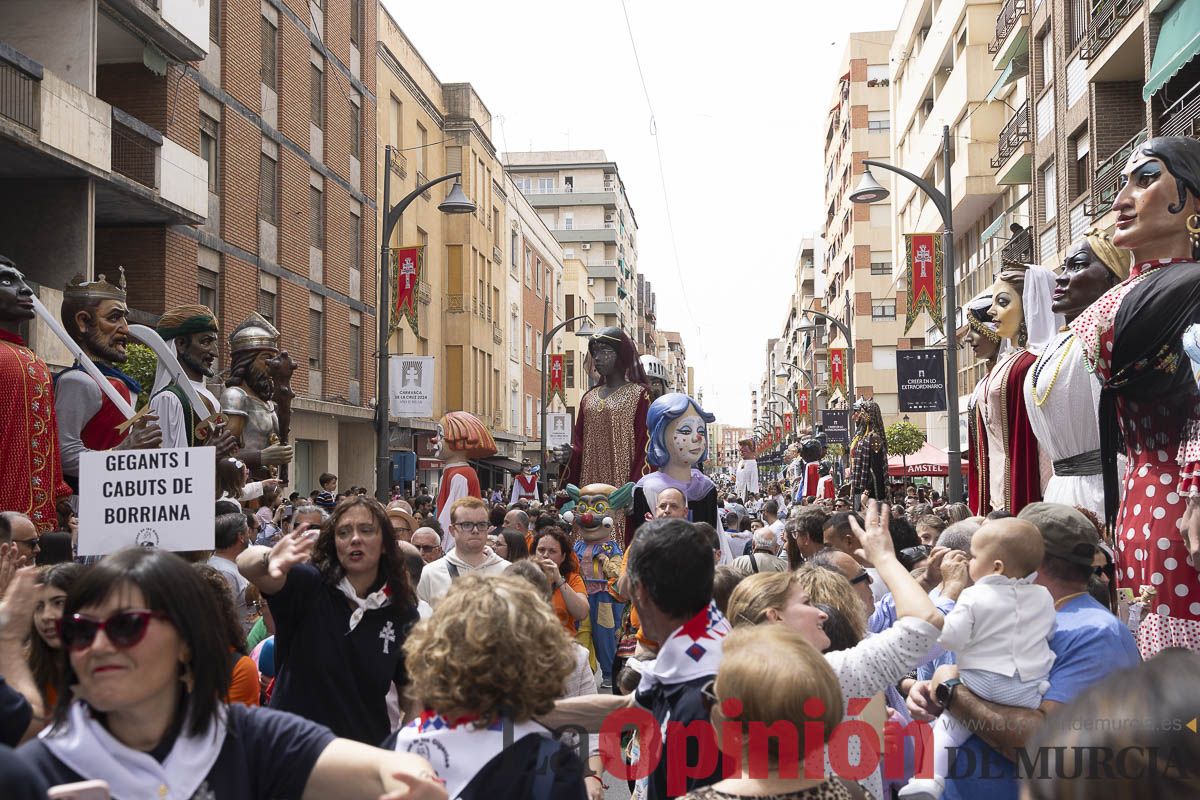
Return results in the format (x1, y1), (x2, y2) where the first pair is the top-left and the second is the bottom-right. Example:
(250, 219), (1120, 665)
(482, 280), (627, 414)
(1071, 258), (1200, 659)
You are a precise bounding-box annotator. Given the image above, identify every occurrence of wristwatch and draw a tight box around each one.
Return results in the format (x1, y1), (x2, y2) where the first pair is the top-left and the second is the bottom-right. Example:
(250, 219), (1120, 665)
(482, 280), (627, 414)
(936, 677), (963, 710)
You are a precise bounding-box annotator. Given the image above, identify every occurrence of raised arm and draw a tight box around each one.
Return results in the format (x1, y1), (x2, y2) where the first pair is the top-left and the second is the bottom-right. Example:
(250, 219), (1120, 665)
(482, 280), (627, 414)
(850, 501), (943, 629)
(0, 567), (46, 742)
(238, 526), (317, 596)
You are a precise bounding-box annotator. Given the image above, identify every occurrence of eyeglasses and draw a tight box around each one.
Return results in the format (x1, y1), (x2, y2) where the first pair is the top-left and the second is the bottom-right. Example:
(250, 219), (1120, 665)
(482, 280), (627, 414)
(850, 570), (872, 586)
(1094, 563), (1115, 578)
(13, 537), (40, 549)
(414, 544), (440, 553)
(453, 521), (490, 533)
(57, 609), (170, 651)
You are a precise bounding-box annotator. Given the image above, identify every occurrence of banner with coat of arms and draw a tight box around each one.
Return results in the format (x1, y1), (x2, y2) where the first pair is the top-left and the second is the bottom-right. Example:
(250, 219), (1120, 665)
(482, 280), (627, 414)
(903, 233), (944, 334)
(829, 349), (847, 396)
(389, 246), (424, 337)
(784, 411), (793, 433)
(548, 354), (566, 405)
(798, 390), (810, 418)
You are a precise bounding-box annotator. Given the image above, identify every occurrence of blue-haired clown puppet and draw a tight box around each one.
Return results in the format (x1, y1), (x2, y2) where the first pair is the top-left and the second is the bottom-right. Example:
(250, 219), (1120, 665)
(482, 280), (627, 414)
(628, 393), (721, 546)
(561, 481), (634, 685)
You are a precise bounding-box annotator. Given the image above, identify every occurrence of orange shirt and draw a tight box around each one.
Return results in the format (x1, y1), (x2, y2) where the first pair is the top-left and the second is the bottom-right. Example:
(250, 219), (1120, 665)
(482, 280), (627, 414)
(227, 653), (261, 706)
(551, 571), (587, 635)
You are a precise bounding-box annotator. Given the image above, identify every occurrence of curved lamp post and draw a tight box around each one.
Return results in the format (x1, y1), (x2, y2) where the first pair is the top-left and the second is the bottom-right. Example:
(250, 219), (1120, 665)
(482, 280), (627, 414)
(849, 123), (962, 503)
(539, 312), (595, 484)
(376, 146), (476, 501)
(799, 309), (854, 404)
(775, 364), (817, 431)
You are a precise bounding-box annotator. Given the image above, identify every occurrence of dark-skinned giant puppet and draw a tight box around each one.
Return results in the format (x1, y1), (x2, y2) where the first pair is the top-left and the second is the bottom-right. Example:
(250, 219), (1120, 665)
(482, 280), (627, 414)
(0, 256), (70, 530)
(54, 270), (162, 492)
(561, 326), (650, 549)
(220, 313), (293, 480)
(849, 398), (887, 502)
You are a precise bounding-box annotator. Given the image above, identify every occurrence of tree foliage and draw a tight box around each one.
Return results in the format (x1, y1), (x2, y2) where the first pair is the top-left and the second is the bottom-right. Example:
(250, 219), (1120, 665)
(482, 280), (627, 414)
(123, 342), (157, 410)
(886, 421), (925, 457)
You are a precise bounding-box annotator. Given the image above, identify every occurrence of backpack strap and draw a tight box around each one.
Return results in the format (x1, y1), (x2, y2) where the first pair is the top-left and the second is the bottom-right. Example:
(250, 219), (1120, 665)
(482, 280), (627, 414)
(749, 553), (760, 574)
(446, 562), (461, 581)
(531, 735), (559, 800)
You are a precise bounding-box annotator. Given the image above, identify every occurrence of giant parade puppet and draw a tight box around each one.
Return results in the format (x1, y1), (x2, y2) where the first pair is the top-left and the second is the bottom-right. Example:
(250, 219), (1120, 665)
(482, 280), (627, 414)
(54, 270), (162, 492)
(734, 437), (759, 502)
(432, 410), (496, 550)
(219, 313), (293, 480)
(561, 327), (650, 548)
(961, 292), (1002, 514)
(1069, 136), (1200, 658)
(1023, 230), (1128, 520)
(0, 257), (70, 530)
(849, 398), (887, 502)
(979, 262), (1062, 513)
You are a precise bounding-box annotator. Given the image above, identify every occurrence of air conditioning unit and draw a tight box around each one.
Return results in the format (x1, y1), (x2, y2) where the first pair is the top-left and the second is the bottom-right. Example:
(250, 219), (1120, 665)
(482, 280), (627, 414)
(581, 243), (591, 250)
(604, 214), (614, 223)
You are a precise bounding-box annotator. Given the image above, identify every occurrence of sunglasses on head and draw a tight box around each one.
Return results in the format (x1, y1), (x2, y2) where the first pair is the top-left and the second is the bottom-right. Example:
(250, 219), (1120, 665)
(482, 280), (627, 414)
(57, 609), (169, 651)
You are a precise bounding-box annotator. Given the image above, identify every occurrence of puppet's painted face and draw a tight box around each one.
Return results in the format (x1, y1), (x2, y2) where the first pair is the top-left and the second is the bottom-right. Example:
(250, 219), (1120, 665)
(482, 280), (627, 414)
(433, 423), (460, 461)
(574, 490), (617, 542)
(1112, 149), (1194, 256)
(988, 279), (1024, 342)
(665, 406), (707, 469)
(739, 441), (754, 459)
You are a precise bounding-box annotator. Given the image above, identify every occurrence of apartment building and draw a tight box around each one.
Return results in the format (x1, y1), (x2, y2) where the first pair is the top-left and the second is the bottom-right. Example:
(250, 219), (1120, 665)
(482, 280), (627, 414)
(635, 273), (657, 356)
(505, 150), (640, 335)
(890, 0), (1013, 448)
(770, 239), (827, 436)
(657, 330), (689, 394)
(561, 256), (596, 413)
(0, 0), (381, 492)
(712, 424), (753, 471)
(378, 7), (522, 491)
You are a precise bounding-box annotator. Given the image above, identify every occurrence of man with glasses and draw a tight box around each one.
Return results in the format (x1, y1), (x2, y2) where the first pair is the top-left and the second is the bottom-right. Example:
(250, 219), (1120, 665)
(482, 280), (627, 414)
(0, 512), (39, 562)
(416, 497), (508, 607)
(409, 527), (443, 565)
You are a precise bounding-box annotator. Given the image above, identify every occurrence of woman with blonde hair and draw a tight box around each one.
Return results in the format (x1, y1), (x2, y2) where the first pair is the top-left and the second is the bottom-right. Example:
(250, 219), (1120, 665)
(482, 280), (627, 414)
(682, 625), (853, 799)
(726, 501), (943, 800)
(392, 574), (587, 799)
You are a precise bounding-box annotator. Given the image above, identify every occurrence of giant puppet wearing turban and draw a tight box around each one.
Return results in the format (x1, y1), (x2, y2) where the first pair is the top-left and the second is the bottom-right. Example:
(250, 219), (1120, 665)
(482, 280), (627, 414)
(148, 305), (229, 450)
(561, 327), (650, 549)
(0, 256), (70, 530)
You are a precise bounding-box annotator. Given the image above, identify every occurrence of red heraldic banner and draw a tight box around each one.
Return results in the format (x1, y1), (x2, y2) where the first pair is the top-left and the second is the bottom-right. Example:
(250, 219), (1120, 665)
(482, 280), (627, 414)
(798, 390), (810, 418)
(903, 233), (944, 334)
(774, 425), (782, 441)
(390, 246), (424, 337)
(784, 411), (793, 433)
(829, 349), (847, 395)
(548, 354), (566, 405)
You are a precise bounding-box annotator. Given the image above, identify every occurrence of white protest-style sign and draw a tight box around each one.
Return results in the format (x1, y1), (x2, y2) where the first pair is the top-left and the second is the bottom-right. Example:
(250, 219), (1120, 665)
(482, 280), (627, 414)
(77, 446), (216, 556)
(546, 412), (572, 448)
(389, 355), (434, 418)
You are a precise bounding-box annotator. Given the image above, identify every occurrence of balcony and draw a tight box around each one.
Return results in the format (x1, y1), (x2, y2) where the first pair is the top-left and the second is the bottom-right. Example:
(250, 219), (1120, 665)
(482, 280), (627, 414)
(0, 47), (40, 131)
(989, 0), (1030, 70)
(391, 151), (408, 180)
(1001, 227), (1033, 263)
(1161, 81), (1200, 139)
(111, 109), (160, 189)
(493, 323), (503, 345)
(1086, 128), (1146, 216)
(492, 245), (503, 264)
(991, 101), (1032, 185)
(415, 171), (430, 200)
(1082, 0), (1144, 63)
(418, 280), (432, 305)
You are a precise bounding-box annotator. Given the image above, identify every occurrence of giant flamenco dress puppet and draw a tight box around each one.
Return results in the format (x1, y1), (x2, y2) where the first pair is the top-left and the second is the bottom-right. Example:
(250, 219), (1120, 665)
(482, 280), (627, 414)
(561, 327), (650, 549)
(850, 399), (888, 502)
(1070, 136), (1200, 657)
(979, 262), (1062, 513)
(962, 292), (1002, 514)
(1023, 229), (1128, 520)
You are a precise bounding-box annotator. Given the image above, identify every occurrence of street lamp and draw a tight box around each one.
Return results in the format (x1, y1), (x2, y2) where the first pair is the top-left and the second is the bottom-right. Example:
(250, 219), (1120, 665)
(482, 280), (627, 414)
(376, 146), (476, 502)
(850, 124), (962, 503)
(768, 392), (800, 440)
(799, 309), (855, 404)
(539, 309), (594, 484)
(775, 363), (817, 431)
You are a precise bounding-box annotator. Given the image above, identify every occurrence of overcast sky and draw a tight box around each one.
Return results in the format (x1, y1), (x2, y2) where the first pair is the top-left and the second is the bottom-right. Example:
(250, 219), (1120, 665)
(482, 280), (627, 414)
(381, 0), (904, 426)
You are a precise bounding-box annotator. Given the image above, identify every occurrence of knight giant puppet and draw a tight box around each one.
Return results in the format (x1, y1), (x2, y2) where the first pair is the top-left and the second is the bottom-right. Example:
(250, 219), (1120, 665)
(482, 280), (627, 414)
(220, 313), (293, 480)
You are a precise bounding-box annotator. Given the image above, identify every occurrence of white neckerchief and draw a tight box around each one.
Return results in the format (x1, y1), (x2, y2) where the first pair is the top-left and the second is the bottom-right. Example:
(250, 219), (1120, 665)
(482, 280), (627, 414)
(393, 711), (545, 798)
(637, 601), (731, 692)
(39, 701), (227, 800)
(337, 576), (392, 631)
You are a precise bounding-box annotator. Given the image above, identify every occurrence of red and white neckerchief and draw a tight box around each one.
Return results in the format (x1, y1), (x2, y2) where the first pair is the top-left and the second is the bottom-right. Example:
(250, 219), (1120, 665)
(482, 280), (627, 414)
(337, 577), (392, 631)
(637, 601), (731, 691)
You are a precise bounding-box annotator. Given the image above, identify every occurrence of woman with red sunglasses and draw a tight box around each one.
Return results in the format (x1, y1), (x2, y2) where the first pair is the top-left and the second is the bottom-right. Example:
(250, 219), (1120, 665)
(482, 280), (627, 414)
(15, 547), (446, 800)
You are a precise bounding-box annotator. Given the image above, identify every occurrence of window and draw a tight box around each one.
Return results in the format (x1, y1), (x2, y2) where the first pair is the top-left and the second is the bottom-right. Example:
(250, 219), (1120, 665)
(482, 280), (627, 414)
(563, 212), (573, 230)
(390, 95), (402, 148)
(509, 311), (519, 360)
(349, 98), (361, 161)
(258, 153), (278, 224)
(1041, 160), (1057, 221)
(198, 267), (219, 315)
(260, 18), (277, 87)
(535, 331), (543, 369)
(309, 306), (323, 369)
(870, 259), (892, 275)
(871, 300), (897, 319)
(349, 322), (361, 381)
(872, 346), (897, 370)
(310, 62), (324, 130)
(537, 177), (554, 193)
(868, 111), (890, 132)
(524, 323), (533, 365)
(1071, 131), (1089, 200)
(349, 0), (361, 47)
(515, 177), (531, 194)
(535, 258), (542, 294)
(867, 64), (888, 82)
(564, 350), (575, 388)
(1039, 33), (1053, 88)
(350, 213), (361, 274)
(310, 186), (324, 248)
(257, 286), (277, 327)
(510, 232), (519, 275)
(525, 395), (534, 436)
(523, 247), (532, 287)
(210, 0), (221, 44)
(564, 176), (574, 191)
(415, 123), (427, 174)
(200, 115), (219, 191)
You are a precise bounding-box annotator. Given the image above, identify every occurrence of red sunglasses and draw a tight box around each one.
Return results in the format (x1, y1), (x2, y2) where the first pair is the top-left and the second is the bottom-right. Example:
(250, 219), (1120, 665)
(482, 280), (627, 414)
(57, 609), (170, 651)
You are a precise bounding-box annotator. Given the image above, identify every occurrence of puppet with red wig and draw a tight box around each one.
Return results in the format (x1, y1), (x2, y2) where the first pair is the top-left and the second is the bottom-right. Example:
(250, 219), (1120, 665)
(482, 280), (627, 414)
(433, 410), (497, 550)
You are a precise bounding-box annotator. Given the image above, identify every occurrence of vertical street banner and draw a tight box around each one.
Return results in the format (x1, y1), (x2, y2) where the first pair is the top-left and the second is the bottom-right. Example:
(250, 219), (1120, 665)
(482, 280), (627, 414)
(389, 355), (435, 417)
(548, 354), (566, 405)
(829, 349), (847, 395)
(784, 411), (793, 433)
(389, 245), (424, 337)
(774, 425), (782, 442)
(821, 410), (850, 445)
(77, 447), (216, 556)
(904, 233), (944, 334)
(798, 390), (810, 418)
(896, 349), (948, 412)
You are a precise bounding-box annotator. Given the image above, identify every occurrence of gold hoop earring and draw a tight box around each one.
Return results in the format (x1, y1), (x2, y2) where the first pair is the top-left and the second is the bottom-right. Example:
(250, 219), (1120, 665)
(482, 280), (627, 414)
(1018, 321), (1029, 349)
(1187, 213), (1200, 259)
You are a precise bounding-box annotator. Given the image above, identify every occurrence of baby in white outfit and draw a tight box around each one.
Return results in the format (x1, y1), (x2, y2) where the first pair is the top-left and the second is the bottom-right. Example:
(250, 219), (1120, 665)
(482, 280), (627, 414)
(900, 517), (1056, 800)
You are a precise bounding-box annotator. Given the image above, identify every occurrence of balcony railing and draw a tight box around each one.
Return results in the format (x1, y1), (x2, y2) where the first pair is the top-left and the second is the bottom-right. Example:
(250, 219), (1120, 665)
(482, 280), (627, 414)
(111, 110), (161, 189)
(492, 323), (502, 344)
(391, 151), (407, 179)
(988, 0), (1028, 55)
(416, 171), (430, 200)
(991, 100), (1030, 168)
(0, 46), (41, 131)
(1086, 128), (1147, 216)
(1161, 81), (1200, 139)
(492, 245), (503, 264)
(1001, 227), (1033, 263)
(1081, 0), (1143, 61)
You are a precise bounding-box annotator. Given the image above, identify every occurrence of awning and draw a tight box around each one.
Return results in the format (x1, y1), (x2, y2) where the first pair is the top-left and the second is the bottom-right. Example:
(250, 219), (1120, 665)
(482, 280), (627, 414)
(1145, 0), (1200, 100)
(474, 455), (523, 473)
(986, 51), (1029, 102)
(886, 442), (968, 477)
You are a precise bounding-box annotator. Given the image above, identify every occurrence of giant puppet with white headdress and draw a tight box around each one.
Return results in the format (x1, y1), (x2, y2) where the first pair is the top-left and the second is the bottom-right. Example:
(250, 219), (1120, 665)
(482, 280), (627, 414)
(219, 313), (293, 480)
(54, 271), (162, 492)
(978, 261), (1063, 513)
(960, 291), (1003, 515)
